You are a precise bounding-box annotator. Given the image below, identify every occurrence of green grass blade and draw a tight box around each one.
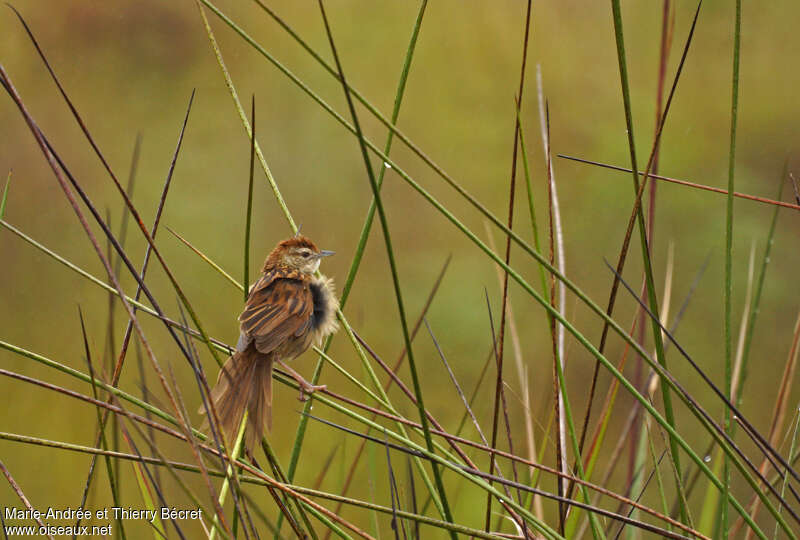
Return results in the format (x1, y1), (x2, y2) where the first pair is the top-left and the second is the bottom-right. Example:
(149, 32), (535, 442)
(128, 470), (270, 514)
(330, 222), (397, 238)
(0, 171), (10, 219)
(210, 412), (248, 540)
(516, 110), (549, 299)
(608, 0), (686, 523)
(646, 418), (672, 531)
(194, 1), (297, 234)
(736, 173), (784, 407)
(698, 448), (724, 535)
(258, 436), (320, 540)
(284, 0), (430, 501)
(167, 226), (244, 292)
(367, 438), (382, 539)
(130, 459), (166, 540)
(79, 309), (127, 539)
(776, 411), (800, 539)
(553, 337), (606, 540)
(314, 2), (456, 537)
(722, 2), (743, 536)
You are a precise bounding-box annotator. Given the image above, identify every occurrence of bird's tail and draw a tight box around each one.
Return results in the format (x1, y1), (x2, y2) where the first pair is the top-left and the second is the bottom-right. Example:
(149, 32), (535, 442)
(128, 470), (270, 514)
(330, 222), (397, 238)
(200, 345), (273, 448)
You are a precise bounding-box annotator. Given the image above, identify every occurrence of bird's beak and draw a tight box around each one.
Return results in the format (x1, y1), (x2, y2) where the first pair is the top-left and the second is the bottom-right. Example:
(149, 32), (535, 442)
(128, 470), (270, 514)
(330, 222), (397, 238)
(317, 250), (335, 258)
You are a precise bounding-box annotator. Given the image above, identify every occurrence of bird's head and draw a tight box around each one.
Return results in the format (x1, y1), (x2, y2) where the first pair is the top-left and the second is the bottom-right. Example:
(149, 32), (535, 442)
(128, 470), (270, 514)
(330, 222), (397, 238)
(264, 234), (334, 274)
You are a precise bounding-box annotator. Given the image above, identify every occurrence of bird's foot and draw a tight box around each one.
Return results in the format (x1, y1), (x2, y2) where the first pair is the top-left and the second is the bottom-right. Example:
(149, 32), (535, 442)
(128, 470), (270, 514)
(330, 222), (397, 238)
(298, 382), (326, 402)
(276, 359), (326, 401)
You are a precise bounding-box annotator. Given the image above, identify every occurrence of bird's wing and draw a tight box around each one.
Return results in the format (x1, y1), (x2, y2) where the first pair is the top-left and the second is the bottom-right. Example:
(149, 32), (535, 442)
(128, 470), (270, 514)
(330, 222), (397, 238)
(238, 273), (313, 355)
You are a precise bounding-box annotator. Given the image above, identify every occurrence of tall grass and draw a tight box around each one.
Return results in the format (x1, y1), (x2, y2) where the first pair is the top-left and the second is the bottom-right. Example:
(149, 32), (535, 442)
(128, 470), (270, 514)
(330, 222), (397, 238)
(1, 2), (799, 539)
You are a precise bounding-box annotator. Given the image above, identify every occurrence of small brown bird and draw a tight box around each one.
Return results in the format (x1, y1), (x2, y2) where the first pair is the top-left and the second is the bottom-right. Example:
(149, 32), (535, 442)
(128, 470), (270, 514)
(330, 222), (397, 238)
(204, 234), (339, 447)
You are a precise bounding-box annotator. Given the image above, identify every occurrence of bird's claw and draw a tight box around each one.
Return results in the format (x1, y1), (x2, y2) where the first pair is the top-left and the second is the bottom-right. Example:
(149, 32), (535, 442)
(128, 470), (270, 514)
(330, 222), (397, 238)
(298, 383), (326, 402)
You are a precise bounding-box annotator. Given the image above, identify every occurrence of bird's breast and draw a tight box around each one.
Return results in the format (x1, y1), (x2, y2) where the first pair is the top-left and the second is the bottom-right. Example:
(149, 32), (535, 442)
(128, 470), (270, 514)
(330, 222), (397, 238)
(309, 275), (339, 342)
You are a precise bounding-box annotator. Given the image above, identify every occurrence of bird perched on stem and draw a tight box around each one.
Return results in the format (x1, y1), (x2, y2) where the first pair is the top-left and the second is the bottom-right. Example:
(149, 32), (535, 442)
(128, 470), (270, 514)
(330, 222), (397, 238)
(203, 234), (339, 447)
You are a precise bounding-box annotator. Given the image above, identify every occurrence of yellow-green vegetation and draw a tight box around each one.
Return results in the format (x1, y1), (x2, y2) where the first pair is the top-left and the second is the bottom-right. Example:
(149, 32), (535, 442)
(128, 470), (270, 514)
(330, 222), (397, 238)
(1, 2), (799, 539)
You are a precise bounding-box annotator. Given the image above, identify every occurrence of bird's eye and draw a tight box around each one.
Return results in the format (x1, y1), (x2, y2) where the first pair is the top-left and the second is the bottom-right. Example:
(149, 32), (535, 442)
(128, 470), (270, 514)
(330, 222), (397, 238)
(301, 251), (310, 258)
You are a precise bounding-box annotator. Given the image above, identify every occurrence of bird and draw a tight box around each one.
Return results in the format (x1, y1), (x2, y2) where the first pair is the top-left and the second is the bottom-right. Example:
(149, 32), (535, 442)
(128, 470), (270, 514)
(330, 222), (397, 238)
(202, 234), (339, 448)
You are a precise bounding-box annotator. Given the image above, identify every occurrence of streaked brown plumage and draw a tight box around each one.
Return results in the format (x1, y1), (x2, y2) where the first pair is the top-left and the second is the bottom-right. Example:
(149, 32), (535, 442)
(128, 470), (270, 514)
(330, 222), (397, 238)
(203, 235), (339, 447)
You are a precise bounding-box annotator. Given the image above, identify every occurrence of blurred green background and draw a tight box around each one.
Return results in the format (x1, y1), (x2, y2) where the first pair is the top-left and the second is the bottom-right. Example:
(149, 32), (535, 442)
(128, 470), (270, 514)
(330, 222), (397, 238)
(1, 0), (799, 536)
